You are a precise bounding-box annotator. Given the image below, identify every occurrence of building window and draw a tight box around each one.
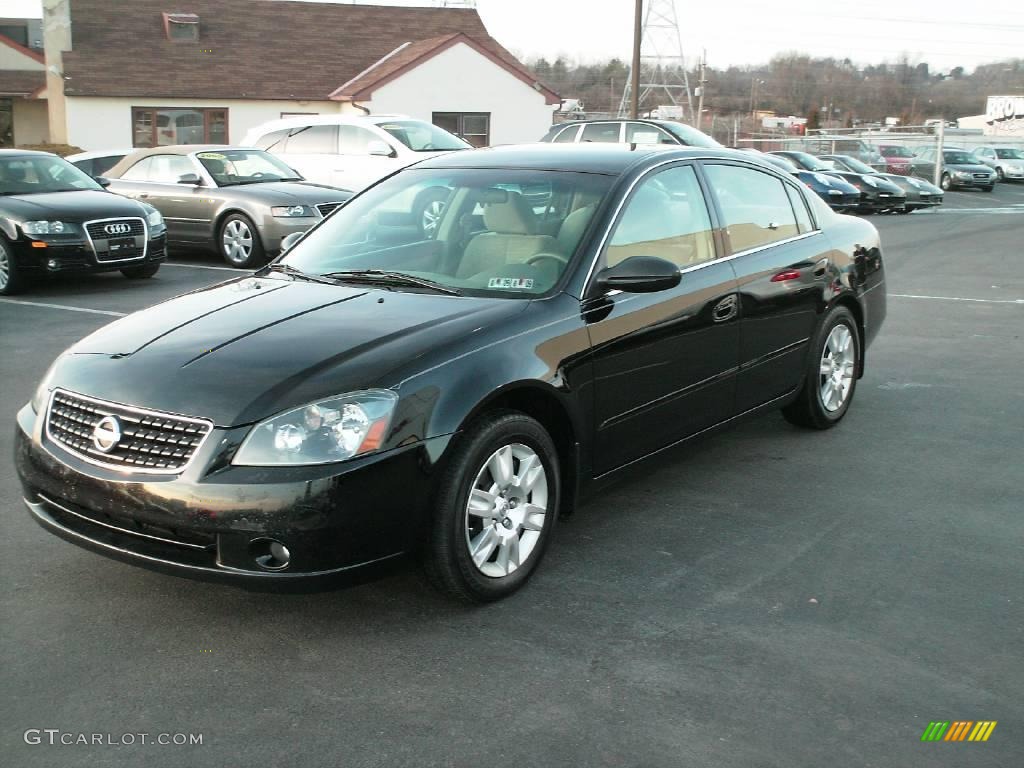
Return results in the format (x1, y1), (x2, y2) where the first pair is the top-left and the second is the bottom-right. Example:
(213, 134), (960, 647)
(132, 107), (228, 147)
(162, 13), (199, 42)
(432, 112), (490, 148)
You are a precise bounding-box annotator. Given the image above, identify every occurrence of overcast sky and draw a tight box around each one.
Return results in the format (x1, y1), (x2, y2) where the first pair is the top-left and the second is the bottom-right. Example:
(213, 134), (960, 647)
(7, 0), (1023, 71)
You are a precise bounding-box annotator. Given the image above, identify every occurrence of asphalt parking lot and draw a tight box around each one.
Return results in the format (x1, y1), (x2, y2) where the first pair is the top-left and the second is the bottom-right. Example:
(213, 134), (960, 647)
(2, 183), (1022, 767)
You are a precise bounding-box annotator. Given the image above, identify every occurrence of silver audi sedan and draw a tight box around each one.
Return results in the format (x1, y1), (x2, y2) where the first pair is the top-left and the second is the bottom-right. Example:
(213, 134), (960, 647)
(104, 146), (352, 267)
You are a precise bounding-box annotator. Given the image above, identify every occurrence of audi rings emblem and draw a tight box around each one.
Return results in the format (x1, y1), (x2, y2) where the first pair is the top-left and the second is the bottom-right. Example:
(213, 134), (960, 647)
(104, 222), (132, 235)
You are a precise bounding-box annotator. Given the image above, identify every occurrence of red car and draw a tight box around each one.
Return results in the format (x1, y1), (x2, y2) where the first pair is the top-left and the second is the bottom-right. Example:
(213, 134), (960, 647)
(878, 145), (915, 175)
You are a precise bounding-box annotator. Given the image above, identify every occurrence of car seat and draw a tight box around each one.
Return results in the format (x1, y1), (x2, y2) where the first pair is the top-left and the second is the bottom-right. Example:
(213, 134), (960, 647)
(457, 191), (560, 278)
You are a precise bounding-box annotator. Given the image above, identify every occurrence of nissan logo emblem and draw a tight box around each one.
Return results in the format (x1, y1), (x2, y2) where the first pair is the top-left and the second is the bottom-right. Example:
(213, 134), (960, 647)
(104, 223), (132, 236)
(91, 415), (122, 453)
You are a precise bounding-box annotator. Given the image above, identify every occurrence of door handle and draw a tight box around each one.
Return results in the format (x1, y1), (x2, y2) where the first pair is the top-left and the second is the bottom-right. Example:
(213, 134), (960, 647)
(712, 294), (738, 322)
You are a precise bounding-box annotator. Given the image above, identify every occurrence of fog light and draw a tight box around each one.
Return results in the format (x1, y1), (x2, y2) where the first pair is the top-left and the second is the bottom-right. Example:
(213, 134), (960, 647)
(249, 538), (291, 571)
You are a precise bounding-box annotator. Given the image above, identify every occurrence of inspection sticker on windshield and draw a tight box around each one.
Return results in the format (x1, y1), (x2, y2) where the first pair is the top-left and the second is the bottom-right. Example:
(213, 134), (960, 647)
(488, 277), (534, 290)
(196, 152), (227, 160)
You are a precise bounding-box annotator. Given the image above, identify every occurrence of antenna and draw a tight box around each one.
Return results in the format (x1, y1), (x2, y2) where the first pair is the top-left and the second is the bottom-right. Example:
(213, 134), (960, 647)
(619, 0), (694, 121)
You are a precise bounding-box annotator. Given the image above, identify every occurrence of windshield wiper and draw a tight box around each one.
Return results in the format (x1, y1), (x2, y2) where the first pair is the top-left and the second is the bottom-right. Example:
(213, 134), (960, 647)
(262, 263), (341, 286)
(323, 269), (462, 296)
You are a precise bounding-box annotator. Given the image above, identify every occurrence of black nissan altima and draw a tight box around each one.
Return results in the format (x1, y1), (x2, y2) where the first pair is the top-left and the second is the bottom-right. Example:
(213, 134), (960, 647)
(0, 149), (167, 295)
(16, 144), (886, 602)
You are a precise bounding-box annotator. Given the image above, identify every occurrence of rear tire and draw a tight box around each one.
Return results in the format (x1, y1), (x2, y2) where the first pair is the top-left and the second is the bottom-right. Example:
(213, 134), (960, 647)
(414, 187), (450, 238)
(782, 305), (860, 430)
(121, 263), (160, 279)
(0, 238), (24, 295)
(423, 410), (560, 603)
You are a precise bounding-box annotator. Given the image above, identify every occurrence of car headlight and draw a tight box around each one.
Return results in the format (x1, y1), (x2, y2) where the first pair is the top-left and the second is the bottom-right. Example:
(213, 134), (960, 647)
(862, 176), (878, 187)
(22, 220), (72, 235)
(271, 205), (313, 218)
(1006, 164), (1022, 173)
(955, 171), (971, 178)
(145, 207), (164, 228)
(232, 390), (398, 466)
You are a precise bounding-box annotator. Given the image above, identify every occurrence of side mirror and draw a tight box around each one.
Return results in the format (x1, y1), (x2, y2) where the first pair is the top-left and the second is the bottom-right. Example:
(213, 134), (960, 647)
(367, 140), (396, 158)
(280, 231), (305, 253)
(594, 256), (681, 294)
(177, 172), (202, 185)
(94, 176), (111, 188)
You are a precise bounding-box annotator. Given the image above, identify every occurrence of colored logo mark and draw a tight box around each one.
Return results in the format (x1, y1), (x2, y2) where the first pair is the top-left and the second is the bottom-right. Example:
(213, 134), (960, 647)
(921, 721), (997, 742)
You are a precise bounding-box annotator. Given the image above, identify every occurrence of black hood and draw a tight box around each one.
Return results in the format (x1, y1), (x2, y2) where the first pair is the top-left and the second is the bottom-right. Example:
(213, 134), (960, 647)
(53, 277), (528, 426)
(0, 189), (149, 224)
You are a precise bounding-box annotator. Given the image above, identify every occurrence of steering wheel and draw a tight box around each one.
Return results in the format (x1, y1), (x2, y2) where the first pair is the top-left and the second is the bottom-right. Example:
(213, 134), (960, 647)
(526, 252), (569, 269)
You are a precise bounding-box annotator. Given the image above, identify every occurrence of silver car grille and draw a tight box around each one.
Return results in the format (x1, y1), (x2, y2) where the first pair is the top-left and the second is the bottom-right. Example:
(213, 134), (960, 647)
(84, 217), (147, 263)
(46, 389), (213, 473)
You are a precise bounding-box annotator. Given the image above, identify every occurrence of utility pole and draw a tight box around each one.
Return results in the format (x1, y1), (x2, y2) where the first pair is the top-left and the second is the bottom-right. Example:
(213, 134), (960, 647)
(695, 49), (707, 130)
(934, 118), (945, 187)
(630, 0), (642, 119)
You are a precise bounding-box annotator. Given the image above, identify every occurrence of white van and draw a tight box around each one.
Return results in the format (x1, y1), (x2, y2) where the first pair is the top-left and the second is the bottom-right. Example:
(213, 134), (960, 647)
(242, 115), (471, 193)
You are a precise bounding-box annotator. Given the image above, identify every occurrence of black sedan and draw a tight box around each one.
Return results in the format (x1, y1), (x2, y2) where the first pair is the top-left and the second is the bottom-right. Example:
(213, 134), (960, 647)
(738, 150), (860, 212)
(16, 145), (886, 602)
(820, 154), (944, 213)
(0, 149), (167, 295)
(772, 150), (906, 213)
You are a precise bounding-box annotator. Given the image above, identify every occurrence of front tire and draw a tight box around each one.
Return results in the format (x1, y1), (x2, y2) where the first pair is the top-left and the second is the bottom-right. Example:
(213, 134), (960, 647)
(782, 306), (860, 430)
(940, 173), (952, 191)
(219, 213), (264, 269)
(423, 411), (560, 603)
(996, 167), (1004, 182)
(121, 263), (160, 279)
(0, 238), (24, 295)
(982, 185), (994, 193)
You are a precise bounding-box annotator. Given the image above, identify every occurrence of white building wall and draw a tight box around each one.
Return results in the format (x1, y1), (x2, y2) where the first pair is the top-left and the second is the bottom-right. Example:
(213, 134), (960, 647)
(0, 44), (44, 70)
(63, 97), (346, 150)
(365, 42), (555, 145)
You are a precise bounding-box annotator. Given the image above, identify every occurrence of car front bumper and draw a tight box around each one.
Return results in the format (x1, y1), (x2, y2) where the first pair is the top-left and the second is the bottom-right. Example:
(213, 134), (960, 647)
(15, 403), (450, 590)
(949, 175), (995, 188)
(11, 232), (167, 275)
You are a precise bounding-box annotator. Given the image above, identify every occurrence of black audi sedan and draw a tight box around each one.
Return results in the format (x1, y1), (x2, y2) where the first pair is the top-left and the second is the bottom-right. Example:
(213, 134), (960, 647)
(771, 150), (906, 213)
(0, 149), (167, 295)
(16, 144), (886, 602)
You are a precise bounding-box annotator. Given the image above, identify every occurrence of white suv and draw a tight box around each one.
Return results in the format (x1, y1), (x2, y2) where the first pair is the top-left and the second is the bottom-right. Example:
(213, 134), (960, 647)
(242, 115), (471, 193)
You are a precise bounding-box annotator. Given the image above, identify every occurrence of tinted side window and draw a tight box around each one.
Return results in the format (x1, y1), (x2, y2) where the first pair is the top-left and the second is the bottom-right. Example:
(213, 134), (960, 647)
(581, 123), (622, 143)
(93, 155), (124, 176)
(284, 125), (338, 154)
(120, 157), (154, 181)
(784, 184), (814, 234)
(254, 129), (289, 151)
(606, 165), (716, 269)
(72, 158), (94, 176)
(553, 125), (580, 143)
(147, 155), (196, 183)
(704, 165), (799, 252)
(625, 123), (676, 145)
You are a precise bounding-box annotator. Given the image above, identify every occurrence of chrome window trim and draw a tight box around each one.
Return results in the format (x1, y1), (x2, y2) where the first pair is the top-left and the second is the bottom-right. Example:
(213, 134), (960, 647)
(44, 388), (214, 476)
(82, 216), (148, 264)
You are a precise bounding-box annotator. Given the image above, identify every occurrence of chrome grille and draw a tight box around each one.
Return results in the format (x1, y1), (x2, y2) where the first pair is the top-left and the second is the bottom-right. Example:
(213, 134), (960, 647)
(85, 219), (146, 240)
(46, 389), (212, 473)
(316, 201), (345, 218)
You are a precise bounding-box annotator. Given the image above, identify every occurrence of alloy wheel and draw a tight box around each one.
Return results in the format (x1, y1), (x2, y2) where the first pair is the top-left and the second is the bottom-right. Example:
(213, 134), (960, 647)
(819, 324), (856, 412)
(222, 219), (253, 264)
(421, 200), (445, 237)
(0, 244), (9, 290)
(464, 443), (548, 578)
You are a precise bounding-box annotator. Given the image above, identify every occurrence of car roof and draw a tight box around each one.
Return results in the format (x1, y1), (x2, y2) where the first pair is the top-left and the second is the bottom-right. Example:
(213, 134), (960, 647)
(414, 143), (751, 175)
(0, 148), (55, 157)
(65, 149), (133, 161)
(245, 114), (416, 134)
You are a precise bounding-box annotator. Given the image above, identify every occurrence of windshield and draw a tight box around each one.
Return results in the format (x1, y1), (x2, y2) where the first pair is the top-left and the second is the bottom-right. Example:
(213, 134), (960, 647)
(781, 151), (831, 171)
(836, 155), (876, 174)
(880, 145), (915, 158)
(995, 148), (1024, 159)
(377, 120), (471, 152)
(660, 122), (723, 148)
(280, 168), (613, 297)
(944, 151), (976, 165)
(0, 154), (103, 195)
(195, 149), (302, 186)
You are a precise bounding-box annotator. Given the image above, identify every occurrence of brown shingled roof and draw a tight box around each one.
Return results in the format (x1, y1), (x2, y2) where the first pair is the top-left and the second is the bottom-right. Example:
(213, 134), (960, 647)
(0, 69), (46, 96)
(60, 0), (557, 103)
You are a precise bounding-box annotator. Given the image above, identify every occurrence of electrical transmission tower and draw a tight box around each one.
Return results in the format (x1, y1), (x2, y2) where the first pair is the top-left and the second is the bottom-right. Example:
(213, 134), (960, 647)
(618, 0), (694, 121)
